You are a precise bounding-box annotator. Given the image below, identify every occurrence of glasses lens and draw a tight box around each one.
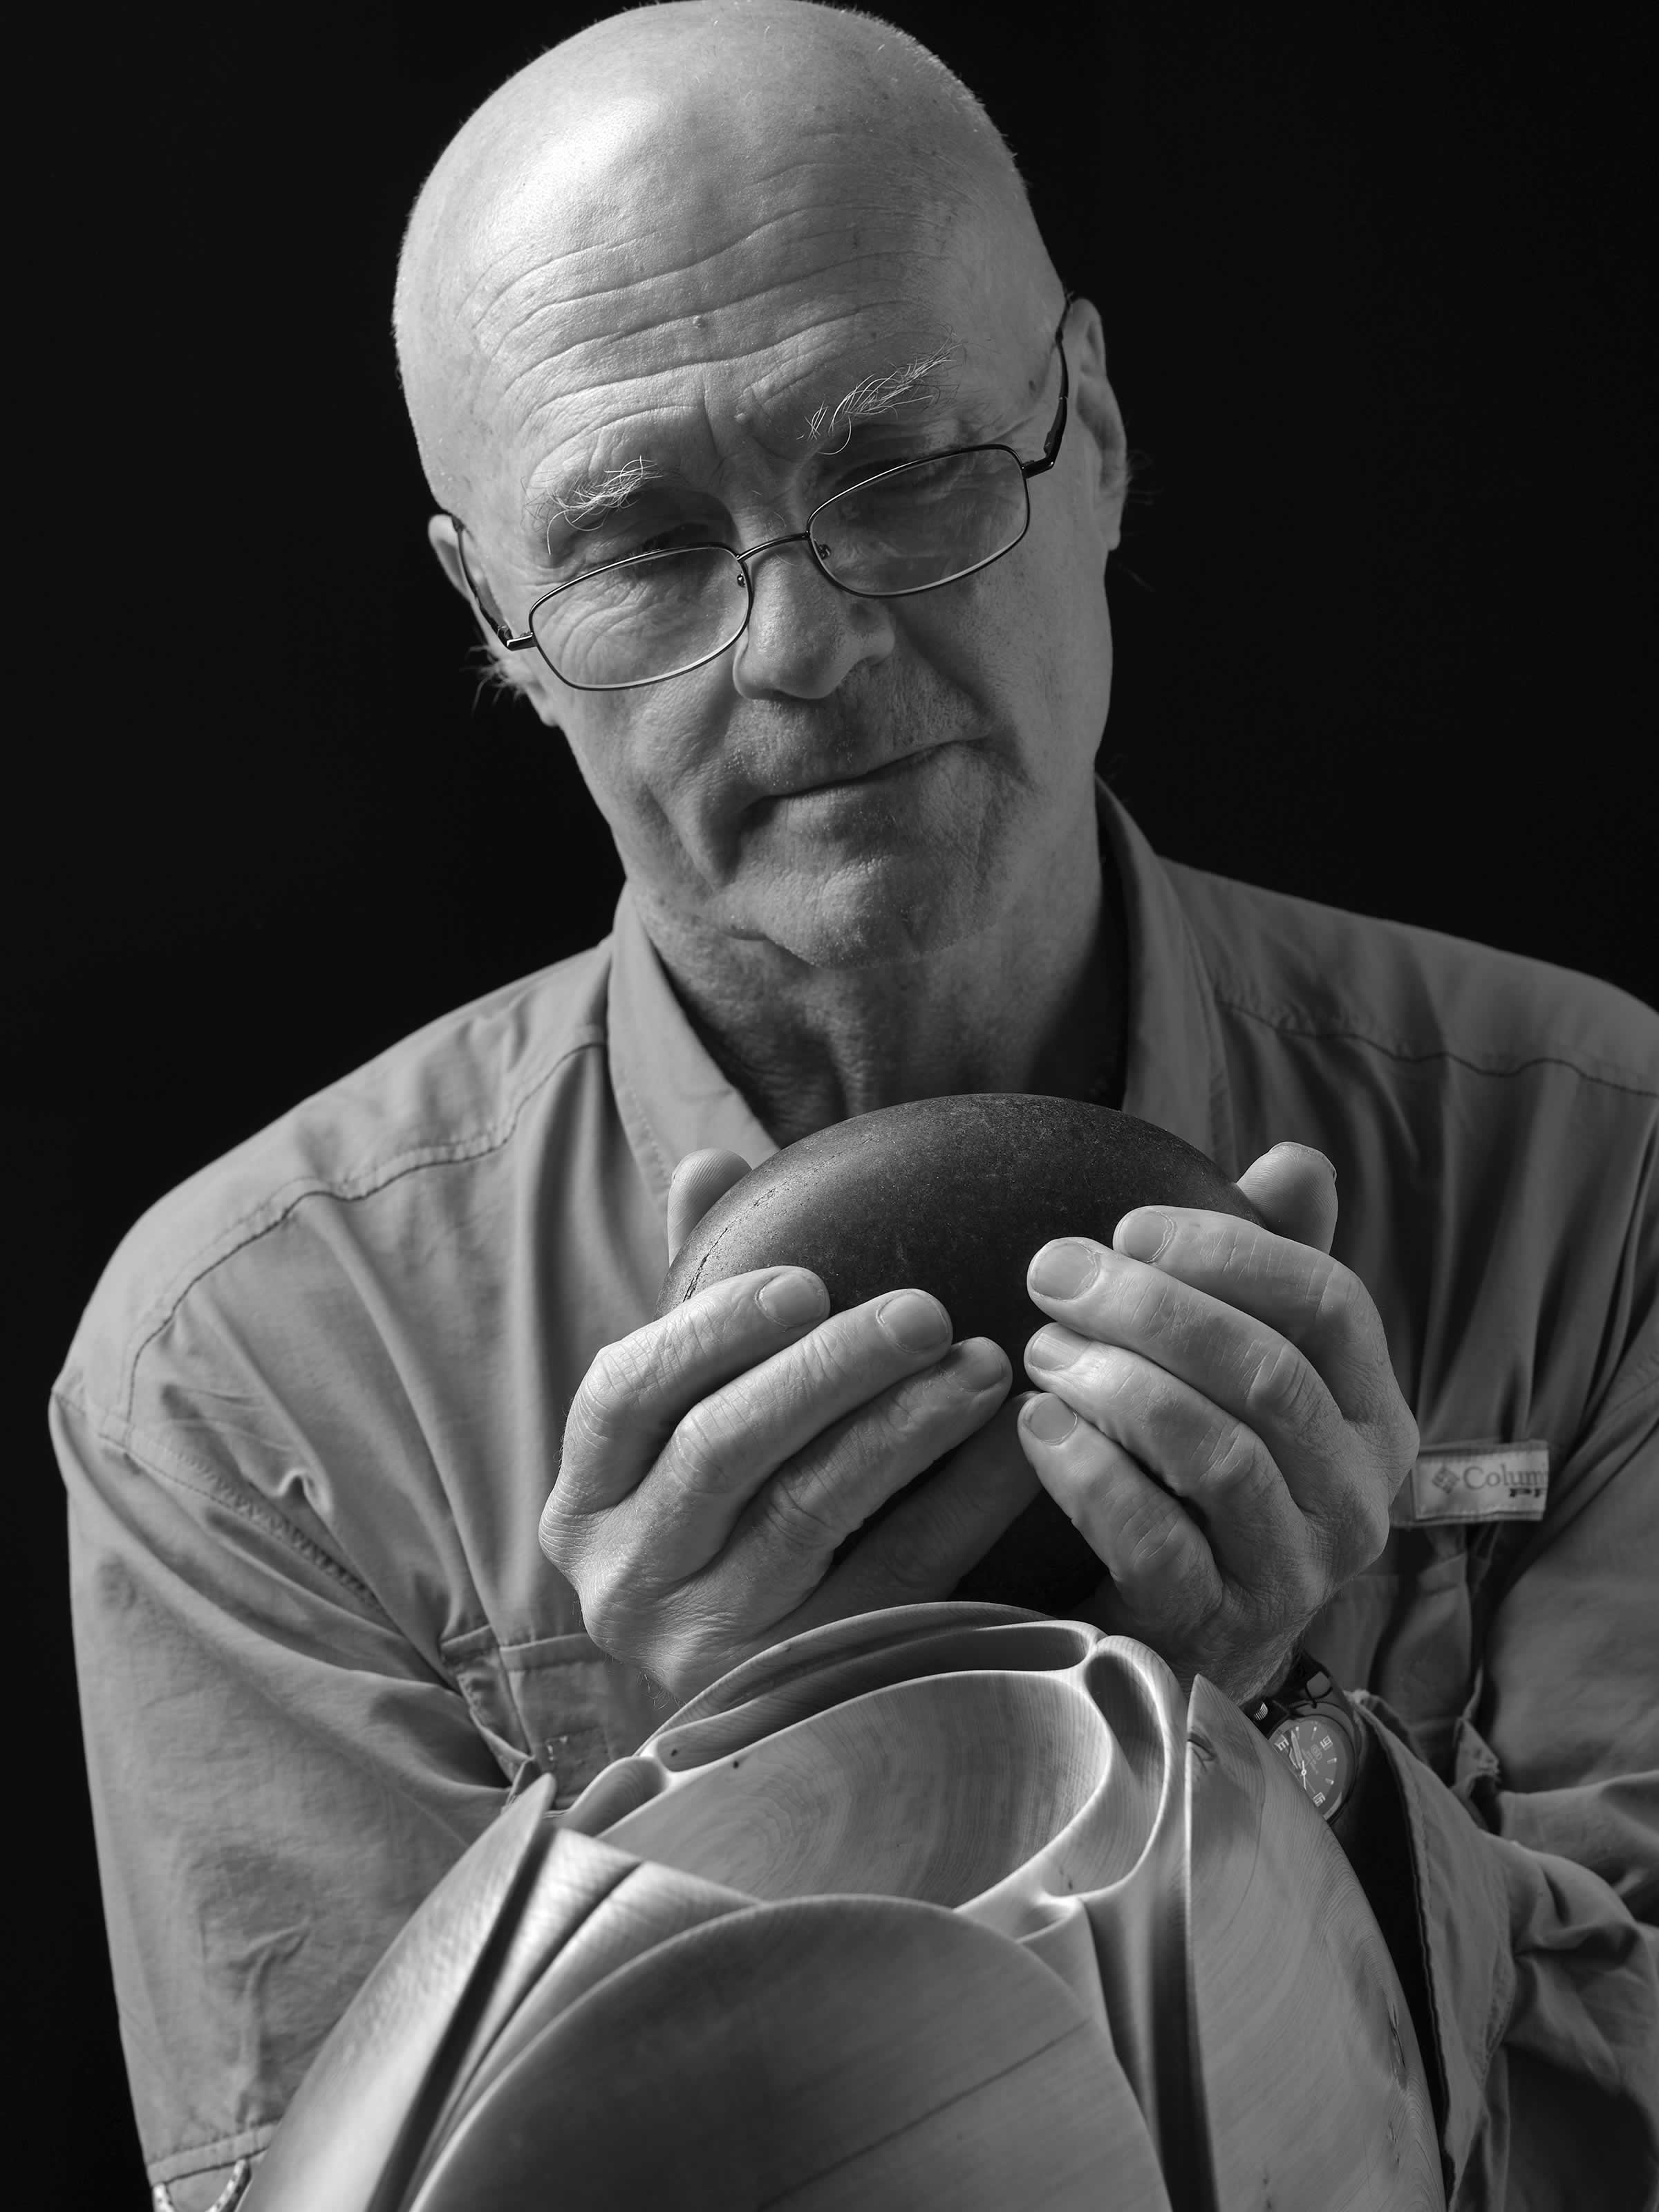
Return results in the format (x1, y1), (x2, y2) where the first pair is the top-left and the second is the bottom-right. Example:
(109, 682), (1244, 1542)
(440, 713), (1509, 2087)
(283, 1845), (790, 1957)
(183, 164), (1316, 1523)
(531, 547), (749, 689)
(809, 447), (1030, 594)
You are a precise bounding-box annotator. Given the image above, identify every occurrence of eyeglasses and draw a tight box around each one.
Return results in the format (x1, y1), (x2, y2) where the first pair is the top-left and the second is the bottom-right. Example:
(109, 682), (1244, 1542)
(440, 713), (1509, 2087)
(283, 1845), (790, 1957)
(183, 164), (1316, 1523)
(448, 293), (1076, 693)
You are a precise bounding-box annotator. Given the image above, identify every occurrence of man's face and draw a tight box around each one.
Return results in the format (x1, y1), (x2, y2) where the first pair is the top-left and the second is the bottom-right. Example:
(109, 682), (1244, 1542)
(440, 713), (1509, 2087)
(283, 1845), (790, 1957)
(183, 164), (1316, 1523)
(440, 91), (1126, 972)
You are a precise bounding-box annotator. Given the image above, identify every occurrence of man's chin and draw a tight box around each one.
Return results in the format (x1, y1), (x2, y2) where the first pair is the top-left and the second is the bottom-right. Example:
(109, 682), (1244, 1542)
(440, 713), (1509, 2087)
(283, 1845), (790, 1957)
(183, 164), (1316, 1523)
(738, 859), (995, 971)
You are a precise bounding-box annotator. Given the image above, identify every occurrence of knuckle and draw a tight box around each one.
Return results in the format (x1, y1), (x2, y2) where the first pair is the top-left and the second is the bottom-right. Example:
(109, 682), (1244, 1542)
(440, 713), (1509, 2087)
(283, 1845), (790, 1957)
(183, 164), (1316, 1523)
(1123, 1266), (1189, 1343)
(1390, 1396), (1422, 1472)
(1193, 1419), (1266, 1499)
(1349, 1477), (1394, 1567)
(883, 1369), (963, 1447)
(810, 1310), (903, 1394)
(1117, 1496), (1189, 1586)
(758, 1465), (846, 1561)
(581, 1593), (616, 1649)
(538, 1494), (572, 1566)
(1311, 1258), (1369, 1342)
(1289, 1545), (1331, 1614)
(571, 1331), (657, 1441)
(1080, 1340), (1140, 1407)
(666, 1394), (741, 1490)
(1244, 1338), (1321, 1430)
(1362, 1494), (1392, 1563)
(575, 1570), (624, 1651)
(678, 1285), (753, 1365)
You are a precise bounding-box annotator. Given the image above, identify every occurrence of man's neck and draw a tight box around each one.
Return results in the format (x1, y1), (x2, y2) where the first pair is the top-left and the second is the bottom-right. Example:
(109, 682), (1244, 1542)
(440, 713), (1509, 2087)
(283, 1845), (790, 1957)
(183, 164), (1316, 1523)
(635, 827), (1129, 1149)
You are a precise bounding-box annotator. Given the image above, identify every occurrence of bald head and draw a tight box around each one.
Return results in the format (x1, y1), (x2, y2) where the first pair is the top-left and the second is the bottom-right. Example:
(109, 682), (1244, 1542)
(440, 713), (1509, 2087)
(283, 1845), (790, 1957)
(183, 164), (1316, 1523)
(394, 0), (1053, 509)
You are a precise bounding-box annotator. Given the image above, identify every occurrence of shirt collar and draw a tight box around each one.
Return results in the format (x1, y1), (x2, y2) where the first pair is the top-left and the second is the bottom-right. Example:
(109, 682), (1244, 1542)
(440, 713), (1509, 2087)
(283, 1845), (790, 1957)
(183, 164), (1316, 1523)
(1100, 781), (1239, 1171)
(606, 778), (1234, 1215)
(606, 891), (780, 1215)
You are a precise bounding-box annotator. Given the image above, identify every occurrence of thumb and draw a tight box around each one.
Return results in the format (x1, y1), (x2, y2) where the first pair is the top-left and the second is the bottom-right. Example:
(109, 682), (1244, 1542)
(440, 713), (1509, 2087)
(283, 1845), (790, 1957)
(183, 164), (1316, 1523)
(666, 1148), (752, 1262)
(1235, 1141), (1339, 1255)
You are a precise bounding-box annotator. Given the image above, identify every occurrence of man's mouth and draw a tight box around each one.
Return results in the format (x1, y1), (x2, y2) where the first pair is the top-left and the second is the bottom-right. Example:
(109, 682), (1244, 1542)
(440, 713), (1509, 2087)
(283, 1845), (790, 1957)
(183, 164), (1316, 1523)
(765, 746), (945, 801)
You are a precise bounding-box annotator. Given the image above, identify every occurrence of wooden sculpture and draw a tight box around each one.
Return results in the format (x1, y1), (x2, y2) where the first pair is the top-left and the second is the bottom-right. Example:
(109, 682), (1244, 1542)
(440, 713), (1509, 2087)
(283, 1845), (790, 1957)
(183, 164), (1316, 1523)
(247, 1103), (1442, 2207)
(246, 1606), (1442, 2212)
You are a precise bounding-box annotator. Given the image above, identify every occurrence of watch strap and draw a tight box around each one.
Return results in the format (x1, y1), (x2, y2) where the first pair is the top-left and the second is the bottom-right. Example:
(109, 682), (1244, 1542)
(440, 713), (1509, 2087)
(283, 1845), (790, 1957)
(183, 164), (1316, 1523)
(1246, 1646), (1340, 1736)
(1246, 1646), (1362, 1822)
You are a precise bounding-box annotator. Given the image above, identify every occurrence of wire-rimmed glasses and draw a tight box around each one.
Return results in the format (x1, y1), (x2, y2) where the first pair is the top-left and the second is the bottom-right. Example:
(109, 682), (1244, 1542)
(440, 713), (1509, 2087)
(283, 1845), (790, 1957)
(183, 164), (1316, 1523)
(449, 293), (1076, 693)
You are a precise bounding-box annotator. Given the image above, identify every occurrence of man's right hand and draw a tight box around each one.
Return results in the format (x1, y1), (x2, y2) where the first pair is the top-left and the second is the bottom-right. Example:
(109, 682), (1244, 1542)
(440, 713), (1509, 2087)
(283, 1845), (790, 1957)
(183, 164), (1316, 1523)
(537, 1150), (1040, 1706)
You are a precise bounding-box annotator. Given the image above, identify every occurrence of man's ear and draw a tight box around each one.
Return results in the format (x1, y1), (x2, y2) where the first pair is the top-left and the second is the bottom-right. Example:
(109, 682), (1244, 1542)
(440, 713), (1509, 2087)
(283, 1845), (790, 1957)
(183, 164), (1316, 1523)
(427, 512), (474, 603)
(424, 513), (562, 727)
(1065, 298), (1128, 555)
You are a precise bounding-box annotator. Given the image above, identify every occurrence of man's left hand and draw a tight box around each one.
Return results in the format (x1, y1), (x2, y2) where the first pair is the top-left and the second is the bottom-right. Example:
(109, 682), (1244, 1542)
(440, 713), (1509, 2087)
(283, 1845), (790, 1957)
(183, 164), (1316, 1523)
(1017, 1141), (1418, 1705)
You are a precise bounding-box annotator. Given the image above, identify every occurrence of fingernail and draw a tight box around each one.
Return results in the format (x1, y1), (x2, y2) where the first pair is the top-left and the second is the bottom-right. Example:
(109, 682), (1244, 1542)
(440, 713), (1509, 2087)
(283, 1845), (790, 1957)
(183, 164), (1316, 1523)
(950, 1338), (1010, 1391)
(1024, 1326), (1076, 1374)
(1022, 1395), (1078, 1444)
(757, 1271), (828, 1326)
(1029, 1239), (1100, 1299)
(877, 1288), (952, 1351)
(1114, 1210), (1172, 1262)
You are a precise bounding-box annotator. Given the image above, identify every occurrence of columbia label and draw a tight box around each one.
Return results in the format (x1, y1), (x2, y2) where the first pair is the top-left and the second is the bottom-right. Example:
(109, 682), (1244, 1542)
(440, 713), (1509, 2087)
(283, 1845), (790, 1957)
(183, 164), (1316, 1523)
(1407, 1441), (1550, 1525)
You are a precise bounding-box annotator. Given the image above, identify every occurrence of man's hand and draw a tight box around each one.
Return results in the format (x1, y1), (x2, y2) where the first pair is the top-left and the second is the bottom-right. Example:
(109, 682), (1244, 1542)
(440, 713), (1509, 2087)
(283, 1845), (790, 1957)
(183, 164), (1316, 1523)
(539, 1150), (1040, 1705)
(1015, 1141), (1418, 1705)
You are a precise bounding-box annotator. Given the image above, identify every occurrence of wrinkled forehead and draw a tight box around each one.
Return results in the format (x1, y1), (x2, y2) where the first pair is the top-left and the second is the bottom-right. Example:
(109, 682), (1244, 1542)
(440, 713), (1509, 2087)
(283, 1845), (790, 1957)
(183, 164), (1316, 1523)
(423, 91), (1042, 516)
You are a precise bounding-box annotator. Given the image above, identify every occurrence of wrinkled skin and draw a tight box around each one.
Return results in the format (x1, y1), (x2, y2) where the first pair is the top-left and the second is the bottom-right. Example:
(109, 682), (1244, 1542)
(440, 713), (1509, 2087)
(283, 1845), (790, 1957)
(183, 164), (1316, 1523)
(400, 0), (1417, 1708)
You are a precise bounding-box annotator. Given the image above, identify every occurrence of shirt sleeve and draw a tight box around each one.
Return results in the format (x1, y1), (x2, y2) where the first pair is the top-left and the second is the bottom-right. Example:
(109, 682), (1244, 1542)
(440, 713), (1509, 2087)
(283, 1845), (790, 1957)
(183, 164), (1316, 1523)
(1354, 1356), (1659, 2211)
(54, 1386), (512, 2212)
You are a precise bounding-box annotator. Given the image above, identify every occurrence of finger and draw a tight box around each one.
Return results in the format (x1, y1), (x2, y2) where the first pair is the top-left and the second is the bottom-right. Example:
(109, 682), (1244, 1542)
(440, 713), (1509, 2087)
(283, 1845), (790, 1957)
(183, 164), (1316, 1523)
(1035, 1223), (1396, 1434)
(549, 1266), (832, 1532)
(1017, 1394), (1224, 1633)
(1235, 1141), (1339, 1255)
(577, 1345), (1012, 1687)
(618, 1297), (1000, 1579)
(1022, 1329), (1311, 1595)
(812, 1393), (1042, 1617)
(667, 1148), (752, 1261)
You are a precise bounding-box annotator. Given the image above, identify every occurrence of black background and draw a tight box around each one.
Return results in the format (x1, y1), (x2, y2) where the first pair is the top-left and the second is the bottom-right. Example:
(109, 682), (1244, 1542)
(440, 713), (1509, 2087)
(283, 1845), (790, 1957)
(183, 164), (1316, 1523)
(23, 3), (1655, 2200)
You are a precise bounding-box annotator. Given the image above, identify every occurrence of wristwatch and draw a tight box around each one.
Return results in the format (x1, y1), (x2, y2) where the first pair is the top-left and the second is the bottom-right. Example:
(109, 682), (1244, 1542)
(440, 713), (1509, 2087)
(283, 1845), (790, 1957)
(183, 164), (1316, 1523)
(1246, 1647), (1362, 1821)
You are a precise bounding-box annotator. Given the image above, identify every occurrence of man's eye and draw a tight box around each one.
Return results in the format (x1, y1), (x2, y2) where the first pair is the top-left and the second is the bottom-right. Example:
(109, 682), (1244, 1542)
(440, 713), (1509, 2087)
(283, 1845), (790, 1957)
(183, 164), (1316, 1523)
(605, 525), (718, 565)
(828, 453), (919, 495)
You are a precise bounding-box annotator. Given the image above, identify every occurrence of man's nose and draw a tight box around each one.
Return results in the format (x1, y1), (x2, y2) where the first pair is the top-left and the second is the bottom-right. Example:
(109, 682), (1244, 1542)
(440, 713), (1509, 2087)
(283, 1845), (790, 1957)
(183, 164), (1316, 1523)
(730, 537), (894, 701)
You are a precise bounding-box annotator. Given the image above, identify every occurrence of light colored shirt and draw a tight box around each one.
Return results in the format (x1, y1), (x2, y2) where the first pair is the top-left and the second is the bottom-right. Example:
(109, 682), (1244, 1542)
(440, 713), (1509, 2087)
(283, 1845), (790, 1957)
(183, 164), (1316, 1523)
(55, 786), (1658, 2210)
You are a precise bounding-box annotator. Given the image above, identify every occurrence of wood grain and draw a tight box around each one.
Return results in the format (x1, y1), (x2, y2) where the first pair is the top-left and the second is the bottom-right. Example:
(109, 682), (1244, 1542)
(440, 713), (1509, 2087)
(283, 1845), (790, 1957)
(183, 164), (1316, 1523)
(406, 1896), (1171, 2212)
(251, 1605), (1445, 2212)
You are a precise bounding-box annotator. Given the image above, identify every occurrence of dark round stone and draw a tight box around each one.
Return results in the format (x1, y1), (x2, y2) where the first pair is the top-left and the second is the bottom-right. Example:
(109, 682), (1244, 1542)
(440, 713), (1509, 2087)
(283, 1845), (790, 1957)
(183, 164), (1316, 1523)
(657, 1094), (1259, 1614)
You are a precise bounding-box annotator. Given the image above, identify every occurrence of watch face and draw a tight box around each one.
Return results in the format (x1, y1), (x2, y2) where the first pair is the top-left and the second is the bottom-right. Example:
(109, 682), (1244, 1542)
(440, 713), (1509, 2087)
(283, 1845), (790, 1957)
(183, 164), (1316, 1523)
(1271, 1716), (1348, 1815)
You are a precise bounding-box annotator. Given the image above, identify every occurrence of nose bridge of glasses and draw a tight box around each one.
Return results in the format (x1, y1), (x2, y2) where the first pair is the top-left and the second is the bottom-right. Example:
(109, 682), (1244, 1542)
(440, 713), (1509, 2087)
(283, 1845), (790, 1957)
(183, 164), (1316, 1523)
(732, 522), (829, 586)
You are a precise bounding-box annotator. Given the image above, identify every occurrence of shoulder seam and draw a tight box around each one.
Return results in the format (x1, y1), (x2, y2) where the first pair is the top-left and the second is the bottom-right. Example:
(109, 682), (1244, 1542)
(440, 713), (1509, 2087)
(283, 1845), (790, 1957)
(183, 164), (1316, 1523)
(117, 1026), (608, 1425)
(1212, 995), (1659, 1101)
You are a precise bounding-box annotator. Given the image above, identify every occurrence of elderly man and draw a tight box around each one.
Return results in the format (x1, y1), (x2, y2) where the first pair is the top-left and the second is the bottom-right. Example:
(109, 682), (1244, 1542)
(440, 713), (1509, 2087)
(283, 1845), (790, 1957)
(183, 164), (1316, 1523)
(56, 3), (1656, 2207)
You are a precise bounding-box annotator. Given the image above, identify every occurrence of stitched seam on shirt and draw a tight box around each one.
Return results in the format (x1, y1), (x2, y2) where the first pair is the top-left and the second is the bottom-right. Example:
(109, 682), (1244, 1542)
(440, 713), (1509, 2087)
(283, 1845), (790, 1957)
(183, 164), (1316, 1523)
(610, 1054), (675, 1196)
(57, 1383), (391, 1615)
(1212, 997), (1659, 1099)
(117, 1026), (608, 1425)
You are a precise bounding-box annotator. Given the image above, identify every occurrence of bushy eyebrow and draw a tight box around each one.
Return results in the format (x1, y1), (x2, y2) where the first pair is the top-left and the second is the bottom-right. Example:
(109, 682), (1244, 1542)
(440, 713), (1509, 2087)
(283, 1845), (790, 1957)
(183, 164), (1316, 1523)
(531, 456), (670, 542)
(523, 338), (964, 554)
(802, 342), (958, 453)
